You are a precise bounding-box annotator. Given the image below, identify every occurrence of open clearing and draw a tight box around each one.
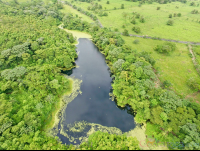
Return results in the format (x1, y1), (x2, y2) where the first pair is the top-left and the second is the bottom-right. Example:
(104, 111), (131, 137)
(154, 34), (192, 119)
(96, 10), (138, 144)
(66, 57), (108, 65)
(71, 0), (200, 42)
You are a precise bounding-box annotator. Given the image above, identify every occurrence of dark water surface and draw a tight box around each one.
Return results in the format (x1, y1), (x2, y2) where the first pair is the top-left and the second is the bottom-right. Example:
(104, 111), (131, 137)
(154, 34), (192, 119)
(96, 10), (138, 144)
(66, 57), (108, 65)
(59, 38), (135, 144)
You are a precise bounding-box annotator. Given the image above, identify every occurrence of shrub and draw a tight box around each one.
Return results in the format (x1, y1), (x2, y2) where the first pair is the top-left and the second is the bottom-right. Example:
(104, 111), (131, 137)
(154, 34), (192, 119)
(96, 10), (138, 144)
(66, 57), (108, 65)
(162, 80), (172, 88)
(187, 77), (200, 91)
(174, 13), (177, 17)
(169, 14), (172, 18)
(191, 9), (198, 14)
(114, 7), (116, 10)
(136, 13), (140, 18)
(177, 13), (181, 17)
(132, 26), (141, 33)
(133, 39), (140, 44)
(114, 28), (118, 32)
(154, 42), (176, 54)
(122, 29), (129, 36)
(157, 7), (160, 10)
(140, 17), (145, 23)
(121, 4), (124, 9)
(167, 19), (174, 26)
(190, 2), (196, 6)
(103, 12), (108, 16)
(131, 18), (136, 24)
(107, 1), (109, 4)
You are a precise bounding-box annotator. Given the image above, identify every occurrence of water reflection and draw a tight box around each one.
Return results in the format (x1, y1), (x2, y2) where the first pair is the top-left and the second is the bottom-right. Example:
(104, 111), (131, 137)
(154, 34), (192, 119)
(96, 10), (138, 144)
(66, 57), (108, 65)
(59, 38), (135, 145)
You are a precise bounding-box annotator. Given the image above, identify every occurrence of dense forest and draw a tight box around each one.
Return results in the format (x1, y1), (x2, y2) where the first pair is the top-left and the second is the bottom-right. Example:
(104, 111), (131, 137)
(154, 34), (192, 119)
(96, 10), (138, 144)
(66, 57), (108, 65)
(1, 0), (200, 150)
(0, 0), (77, 149)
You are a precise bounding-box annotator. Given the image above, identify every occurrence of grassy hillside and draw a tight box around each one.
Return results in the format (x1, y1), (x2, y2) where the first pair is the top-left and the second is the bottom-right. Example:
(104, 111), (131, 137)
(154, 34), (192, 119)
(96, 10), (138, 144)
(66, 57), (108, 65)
(69, 0), (200, 42)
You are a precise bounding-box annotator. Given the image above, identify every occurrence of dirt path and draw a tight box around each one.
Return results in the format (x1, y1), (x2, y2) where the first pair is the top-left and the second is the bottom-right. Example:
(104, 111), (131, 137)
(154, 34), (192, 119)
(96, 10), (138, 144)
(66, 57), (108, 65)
(129, 34), (200, 45)
(188, 45), (197, 65)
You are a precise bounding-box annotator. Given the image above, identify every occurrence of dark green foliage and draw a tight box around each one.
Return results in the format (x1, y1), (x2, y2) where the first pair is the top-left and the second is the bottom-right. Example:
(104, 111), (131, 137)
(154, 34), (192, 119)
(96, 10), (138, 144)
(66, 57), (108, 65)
(167, 19), (174, 26)
(190, 2), (196, 6)
(191, 9), (198, 14)
(157, 6), (161, 10)
(136, 13), (140, 18)
(132, 26), (141, 33)
(122, 29), (130, 36)
(174, 13), (177, 17)
(162, 80), (172, 88)
(169, 14), (172, 18)
(154, 42), (176, 54)
(177, 13), (181, 17)
(121, 4), (124, 9)
(106, 1), (109, 4)
(0, 1), (77, 150)
(140, 17), (145, 23)
(131, 18), (136, 24)
(187, 77), (200, 91)
(114, 28), (118, 32)
(133, 39), (140, 44)
(79, 131), (140, 150)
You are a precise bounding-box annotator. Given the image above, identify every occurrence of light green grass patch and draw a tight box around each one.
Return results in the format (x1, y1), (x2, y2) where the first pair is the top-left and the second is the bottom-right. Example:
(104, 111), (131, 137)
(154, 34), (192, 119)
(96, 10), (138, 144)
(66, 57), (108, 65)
(71, 0), (200, 42)
(61, 4), (94, 23)
(122, 36), (200, 100)
(63, 28), (92, 40)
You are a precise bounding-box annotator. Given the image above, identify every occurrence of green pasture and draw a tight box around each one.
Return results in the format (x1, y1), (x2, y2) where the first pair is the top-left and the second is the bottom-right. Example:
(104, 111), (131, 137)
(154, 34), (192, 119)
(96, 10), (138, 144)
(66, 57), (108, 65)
(122, 36), (200, 101)
(61, 4), (94, 23)
(70, 0), (200, 42)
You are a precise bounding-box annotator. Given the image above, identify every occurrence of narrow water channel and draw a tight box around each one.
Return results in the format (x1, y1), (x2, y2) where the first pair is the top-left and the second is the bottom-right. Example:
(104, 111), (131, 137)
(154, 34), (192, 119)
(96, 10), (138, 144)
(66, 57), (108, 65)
(58, 38), (136, 145)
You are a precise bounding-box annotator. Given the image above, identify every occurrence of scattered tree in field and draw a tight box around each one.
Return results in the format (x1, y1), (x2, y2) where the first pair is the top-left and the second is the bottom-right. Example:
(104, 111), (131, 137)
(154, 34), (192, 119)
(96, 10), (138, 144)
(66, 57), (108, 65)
(132, 26), (141, 33)
(122, 29), (129, 36)
(154, 42), (176, 54)
(174, 13), (177, 17)
(121, 4), (124, 9)
(177, 13), (181, 17)
(114, 7), (116, 10)
(133, 39), (140, 44)
(136, 13), (140, 18)
(157, 7), (160, 10)
(167, 19), (174, 26)
(107, 1), (109, 4)
(131, 18), (136, 24)
(187, 77), (200, 91)
(191, 9), (198, 14)
(162, 80), (172, 88)
(114, 28), (118, 32)
(190, 2), (196, 6)
(140, 17), (145, 23)
(169, 14), (172, 18)
(122, 12), (128, 23)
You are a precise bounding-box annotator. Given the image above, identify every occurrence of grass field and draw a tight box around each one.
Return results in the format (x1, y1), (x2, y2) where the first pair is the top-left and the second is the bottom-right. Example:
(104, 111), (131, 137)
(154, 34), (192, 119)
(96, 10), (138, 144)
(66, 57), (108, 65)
(69, 0), (200, 42)
(122, 36), (200, 101)
(61, 4), (95, 23)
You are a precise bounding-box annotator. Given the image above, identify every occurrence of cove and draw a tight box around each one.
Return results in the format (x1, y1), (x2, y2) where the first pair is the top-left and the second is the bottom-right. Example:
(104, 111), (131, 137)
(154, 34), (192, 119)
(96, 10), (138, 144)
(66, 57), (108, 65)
(58, 38), (136, 145)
